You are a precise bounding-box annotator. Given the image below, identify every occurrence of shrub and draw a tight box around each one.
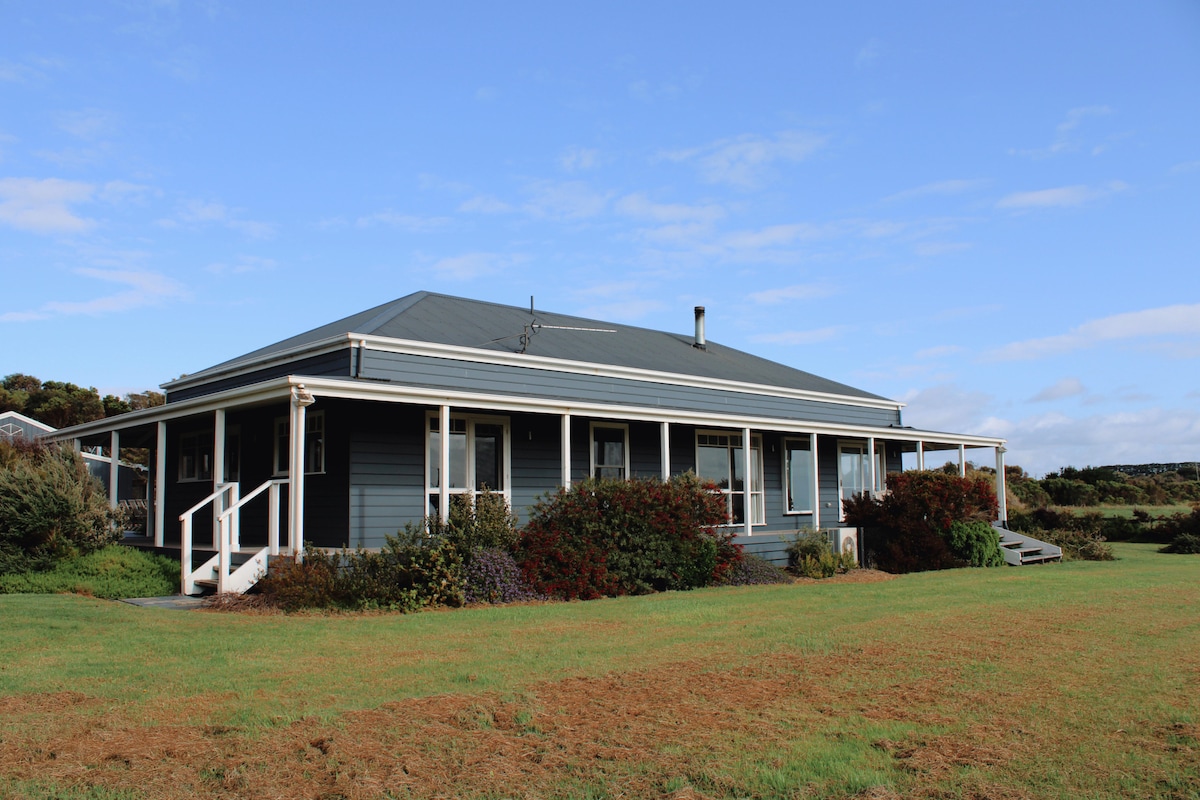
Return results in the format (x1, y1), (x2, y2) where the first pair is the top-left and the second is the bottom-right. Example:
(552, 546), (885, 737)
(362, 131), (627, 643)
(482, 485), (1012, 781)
(1160, 533), (1200, 555)
(443, 490), (519, 557)
(518, 473), (739, 600)
(946, 521), (1004, 568)
(844, 470), (998, 574)
(257, 529), (465, 613)
(794, 550), (858, 579)
(463, 547), (542, 603)
(0, 439), (122, 574)
(716, 553), (793, 586)
(785, 529), (830, 568)
(1038, 529), (1114, 561)
(0, 545), (178, 599)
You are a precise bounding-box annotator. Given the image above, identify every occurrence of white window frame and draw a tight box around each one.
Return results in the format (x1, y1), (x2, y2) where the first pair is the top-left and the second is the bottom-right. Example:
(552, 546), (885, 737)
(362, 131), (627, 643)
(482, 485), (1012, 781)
(695, 429), (765, 527)
(782, 434), (817, 516)
(425, 412), (511, 512)
(178, 430), (213, 483)
(589, 422), (630, 480)
(273, 410), (326, 476)
(837, 439), (885, 520)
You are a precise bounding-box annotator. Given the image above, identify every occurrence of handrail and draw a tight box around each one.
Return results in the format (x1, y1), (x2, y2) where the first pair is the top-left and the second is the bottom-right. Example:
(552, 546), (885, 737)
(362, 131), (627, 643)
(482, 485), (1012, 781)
(218, 478), (287, 521)
(179, 483), (238, 595)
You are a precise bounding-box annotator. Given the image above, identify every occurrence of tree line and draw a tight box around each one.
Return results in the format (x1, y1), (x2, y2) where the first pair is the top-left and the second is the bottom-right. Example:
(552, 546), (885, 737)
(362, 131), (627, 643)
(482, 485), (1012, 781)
(0, 374), (164, 430)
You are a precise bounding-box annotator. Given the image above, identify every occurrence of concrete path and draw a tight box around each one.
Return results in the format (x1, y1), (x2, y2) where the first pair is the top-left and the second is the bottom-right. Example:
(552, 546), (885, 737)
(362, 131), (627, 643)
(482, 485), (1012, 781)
(119, 595), (207, 610)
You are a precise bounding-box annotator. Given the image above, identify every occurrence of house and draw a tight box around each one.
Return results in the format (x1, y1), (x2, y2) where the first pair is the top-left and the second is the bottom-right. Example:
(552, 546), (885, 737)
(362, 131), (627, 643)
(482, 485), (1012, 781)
(49, 291), (1013, 593)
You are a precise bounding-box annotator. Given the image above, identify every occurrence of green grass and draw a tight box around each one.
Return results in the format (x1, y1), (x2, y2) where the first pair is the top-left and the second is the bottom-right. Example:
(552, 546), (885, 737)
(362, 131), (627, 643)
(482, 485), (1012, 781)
(0, 545), (178, 599)
(1050, 503), (1196, 518)
(2, 544), (1198, 799)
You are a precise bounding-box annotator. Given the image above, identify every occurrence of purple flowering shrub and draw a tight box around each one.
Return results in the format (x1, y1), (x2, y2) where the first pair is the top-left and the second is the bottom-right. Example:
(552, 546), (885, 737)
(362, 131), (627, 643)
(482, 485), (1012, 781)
(463, 547), (542, 604)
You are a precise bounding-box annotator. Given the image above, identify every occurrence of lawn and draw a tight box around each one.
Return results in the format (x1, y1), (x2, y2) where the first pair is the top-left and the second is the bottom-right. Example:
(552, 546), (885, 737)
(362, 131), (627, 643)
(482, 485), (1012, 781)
(1, 544), (1197, 799)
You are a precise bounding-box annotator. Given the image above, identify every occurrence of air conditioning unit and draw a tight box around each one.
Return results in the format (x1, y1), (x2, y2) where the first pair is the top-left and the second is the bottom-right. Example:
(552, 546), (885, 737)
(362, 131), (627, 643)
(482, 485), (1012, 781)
(831, 528), (859, 562)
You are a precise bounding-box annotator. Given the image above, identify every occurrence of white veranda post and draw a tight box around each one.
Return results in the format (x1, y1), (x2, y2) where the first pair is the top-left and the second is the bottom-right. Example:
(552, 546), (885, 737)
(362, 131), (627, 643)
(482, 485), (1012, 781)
(866, 437), (877, 498)
(742, 427), (753, 537)
(995, 446), (1008, 523)
(154, 421), (167, 547)
(213, 409), (225, 549)
(561, 412), (571, 488)
(438, 404), (451, 521)
(108, 430), (120, 510)
(660, 421), (670, 480)
(958, 444), (967, 477)
(289, 385), (315, 556)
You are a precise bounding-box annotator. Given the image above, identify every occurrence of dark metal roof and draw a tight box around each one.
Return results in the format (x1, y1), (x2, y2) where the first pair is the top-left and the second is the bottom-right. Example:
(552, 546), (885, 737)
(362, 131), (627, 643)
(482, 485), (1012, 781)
(198, 291), (891, 401)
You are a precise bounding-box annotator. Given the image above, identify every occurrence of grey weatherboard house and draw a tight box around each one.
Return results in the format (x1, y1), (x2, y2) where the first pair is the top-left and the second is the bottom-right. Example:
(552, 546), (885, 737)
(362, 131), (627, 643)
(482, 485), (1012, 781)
(52, 291), (1018, 594)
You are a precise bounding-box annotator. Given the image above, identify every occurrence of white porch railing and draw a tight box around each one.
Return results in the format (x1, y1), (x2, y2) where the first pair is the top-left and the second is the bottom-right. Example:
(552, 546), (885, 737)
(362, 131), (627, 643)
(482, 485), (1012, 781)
(179, 478), (288, 595)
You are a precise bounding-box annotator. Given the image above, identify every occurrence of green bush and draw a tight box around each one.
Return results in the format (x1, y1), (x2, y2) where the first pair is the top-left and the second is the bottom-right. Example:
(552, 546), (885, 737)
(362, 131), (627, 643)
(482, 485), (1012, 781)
(946, 521), (1004, 568)
(785, 529), (830, 567)
(1160, 533), (1200, 555)
(257, 529), (465, 613)
(843, 470), (998, 574)
(442, 490), (519, 557)
(0, 545), (178, 599)
(0, 439), (122, 574)
(518, 473), (738, 600)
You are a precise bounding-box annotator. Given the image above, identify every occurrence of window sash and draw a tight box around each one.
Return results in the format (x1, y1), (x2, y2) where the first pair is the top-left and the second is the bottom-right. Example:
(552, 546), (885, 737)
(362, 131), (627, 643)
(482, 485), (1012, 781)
(426, 414), (510, 512)
(590, 424), (628, 480)
(784, 437), (815, 514)
(696, 431), (764, 526)
(274, 411), (326, 476)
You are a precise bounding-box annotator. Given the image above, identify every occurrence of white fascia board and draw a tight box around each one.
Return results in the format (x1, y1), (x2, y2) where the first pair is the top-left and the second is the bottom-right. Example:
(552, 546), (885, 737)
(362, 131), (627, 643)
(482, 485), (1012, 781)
(162, 332), (905, 412)
(0, 410), (57, 432)
(291, 376), (1001, 448)
(47, 379), (296, 442)
(160, 337), (350, 392)
(358, 334), (905, 412)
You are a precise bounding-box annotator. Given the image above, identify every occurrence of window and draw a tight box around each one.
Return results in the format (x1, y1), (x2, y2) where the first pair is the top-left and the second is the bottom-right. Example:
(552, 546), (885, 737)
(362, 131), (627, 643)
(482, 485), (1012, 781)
(784, 435), (816, 515)
(273, 411), (326, 475)
(695, 431), (764, 526)
(426, 413), (509, 514)
(837, 440), (885, 519)
(590, 423), (629, 480)
(178, 431), (213, 482)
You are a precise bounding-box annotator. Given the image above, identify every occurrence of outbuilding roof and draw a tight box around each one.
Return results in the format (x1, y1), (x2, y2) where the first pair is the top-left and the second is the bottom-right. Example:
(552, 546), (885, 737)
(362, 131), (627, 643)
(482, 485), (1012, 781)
(182, 291), (890, 402)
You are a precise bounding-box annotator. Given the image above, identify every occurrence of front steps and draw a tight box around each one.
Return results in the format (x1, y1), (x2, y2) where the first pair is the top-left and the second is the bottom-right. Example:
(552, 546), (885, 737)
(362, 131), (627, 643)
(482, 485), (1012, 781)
(187, 547), (270, 595)
(994, 524), (1063, 565)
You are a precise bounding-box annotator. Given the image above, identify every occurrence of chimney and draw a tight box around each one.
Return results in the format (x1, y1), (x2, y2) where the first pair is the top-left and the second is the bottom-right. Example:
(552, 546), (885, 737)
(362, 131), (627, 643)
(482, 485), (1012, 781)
(693, 306), (706, 349)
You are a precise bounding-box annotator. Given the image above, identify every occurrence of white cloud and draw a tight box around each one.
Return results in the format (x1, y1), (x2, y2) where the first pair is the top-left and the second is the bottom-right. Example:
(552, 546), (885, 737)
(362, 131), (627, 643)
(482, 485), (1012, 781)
(900, 384), (995, 436)
(988, 303), (1200, 361)
(996, 181), (1127, 210)
(355, 211), (451, 231)
(56, 108), (119, 140)
(914, 241), (971, 257)
(615, 193), (724, 224)
(751, 326), (846, 345)
(428, 252), (523, 281)
(662, 130), (828, 188)
(169, 198), (276, 238)
(1011, 105), (1113, 158)
(1, 268), (187, 322)
(855, 38), (881, 69)
(458, 194), (514, 214)
(1170, 160), (1200, 174)
(720, 222), (830, 250)
(0, 177), (96, 233)
(560, 146), (600, 173)
(1030, 377), (1086, 402)
(522, 180), (611, 219)
(914, 345), (964, 360)
(883, 179), (989, 203)
(747, 284), (836, 304)
(577, 299), (666, 322)
(206, 256), (278, 275)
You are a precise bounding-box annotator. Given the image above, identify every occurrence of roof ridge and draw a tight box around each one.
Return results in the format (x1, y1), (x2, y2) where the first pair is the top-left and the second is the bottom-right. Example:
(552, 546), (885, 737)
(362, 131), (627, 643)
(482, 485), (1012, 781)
(351, 291), (431, 335)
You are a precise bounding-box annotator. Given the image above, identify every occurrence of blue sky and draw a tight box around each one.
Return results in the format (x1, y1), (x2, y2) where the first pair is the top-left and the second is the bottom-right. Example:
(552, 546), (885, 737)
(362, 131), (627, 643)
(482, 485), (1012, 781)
(2, 1), (1198, 476)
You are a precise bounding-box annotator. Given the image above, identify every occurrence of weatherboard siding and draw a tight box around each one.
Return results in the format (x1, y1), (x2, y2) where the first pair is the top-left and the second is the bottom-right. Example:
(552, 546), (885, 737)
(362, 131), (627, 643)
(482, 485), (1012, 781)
(359, 350), (901, 428)
(166, 350), (353, 403)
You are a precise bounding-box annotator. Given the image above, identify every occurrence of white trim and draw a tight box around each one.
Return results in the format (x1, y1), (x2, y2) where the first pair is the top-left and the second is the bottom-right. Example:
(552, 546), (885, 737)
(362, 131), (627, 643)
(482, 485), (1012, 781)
(51, 373), (1004, 452)
(425, 410), (513, 514)
(162, 332), (905, 412)
(154, 421), (166, 547)
(836, 438), (886, 521)
(560, 413), (572, 488)
(781, 435), (817, 517)
(695, 428), (765, 528)
(108, 431), (120, 510)
(0, 410), (55, 434)
(660, 421), (670, 480)
(589, 421), (630, 480)
(272, 410), (326, 476)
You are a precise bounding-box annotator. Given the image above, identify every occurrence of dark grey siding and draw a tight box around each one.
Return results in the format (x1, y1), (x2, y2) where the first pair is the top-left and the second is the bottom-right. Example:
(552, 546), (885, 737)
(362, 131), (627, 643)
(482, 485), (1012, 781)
(166, 350), (352, 403)
(348, 402), (427, 549)
(361, 351), (901, 427)
(510, 414), (562, 521)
